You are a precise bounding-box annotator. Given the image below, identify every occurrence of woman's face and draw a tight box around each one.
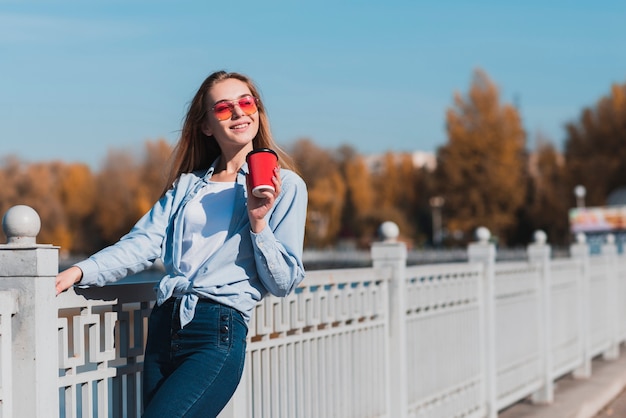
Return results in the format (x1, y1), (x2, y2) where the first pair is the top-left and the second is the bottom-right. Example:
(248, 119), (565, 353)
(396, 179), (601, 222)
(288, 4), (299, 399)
(202, 78), (260, 153)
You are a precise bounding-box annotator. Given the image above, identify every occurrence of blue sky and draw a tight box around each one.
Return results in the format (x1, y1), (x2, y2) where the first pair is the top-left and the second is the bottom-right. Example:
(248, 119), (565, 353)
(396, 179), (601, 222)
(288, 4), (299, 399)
(2, 1), (626, 169)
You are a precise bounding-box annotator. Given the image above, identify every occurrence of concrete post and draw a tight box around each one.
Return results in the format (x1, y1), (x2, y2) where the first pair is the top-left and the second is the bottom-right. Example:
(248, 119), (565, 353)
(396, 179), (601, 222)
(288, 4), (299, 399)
(601, 234), (619, 360)
(528, 230), (554, 404)
(468, 227), (497, 418)
(571, 232), (591, 379)
(218, 369), (249, 418)
(371, 221), (407, 418)
(0, 205), (60, 417)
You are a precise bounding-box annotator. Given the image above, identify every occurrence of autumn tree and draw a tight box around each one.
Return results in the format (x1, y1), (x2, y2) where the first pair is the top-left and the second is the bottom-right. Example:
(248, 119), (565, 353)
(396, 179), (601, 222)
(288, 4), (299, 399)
(289, 139), (346, 248)
(92, 139), (173, 247)
(409, 164), (438, 247)
(564, 82), (626, 205)
(435, 69), (527, 245)
(19, 163), (64, 246)
(54, 163), (97, 253)
(337, 146), (376, 246)
(0, 156), (23, 229)
(369, 152), (420, 244)
(0, 160), (84, 251)
(0, 139), (172, 253)
(137, 138), (173, 212)
(522, 136), (571, 245)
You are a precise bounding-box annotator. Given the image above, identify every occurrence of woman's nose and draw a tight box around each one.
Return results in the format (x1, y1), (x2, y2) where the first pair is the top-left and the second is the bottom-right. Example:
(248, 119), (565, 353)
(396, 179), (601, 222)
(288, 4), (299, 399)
(231, 104), (246, 118)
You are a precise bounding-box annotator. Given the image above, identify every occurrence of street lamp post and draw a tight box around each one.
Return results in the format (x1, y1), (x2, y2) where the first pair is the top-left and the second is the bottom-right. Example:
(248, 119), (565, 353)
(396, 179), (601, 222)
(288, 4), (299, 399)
(429, 196), (445, 247)
(574, 185), (587, 209)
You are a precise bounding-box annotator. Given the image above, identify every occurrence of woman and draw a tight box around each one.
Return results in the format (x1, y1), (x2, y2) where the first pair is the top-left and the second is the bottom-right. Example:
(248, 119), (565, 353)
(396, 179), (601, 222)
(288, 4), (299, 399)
(55, 70), (308, 417)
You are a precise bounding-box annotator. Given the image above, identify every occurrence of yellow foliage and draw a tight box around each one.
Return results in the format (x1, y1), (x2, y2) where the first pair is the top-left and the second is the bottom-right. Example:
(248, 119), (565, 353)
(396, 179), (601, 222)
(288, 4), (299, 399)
(307, 171), (346, 247)
(565, 82), (626, 206)
(437, 68), (527, 244)
(344, 156), (374, 220)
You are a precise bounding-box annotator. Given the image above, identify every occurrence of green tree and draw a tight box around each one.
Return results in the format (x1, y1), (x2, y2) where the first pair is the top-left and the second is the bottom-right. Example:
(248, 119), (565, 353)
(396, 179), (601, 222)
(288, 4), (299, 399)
(435, 69), (527, 245)
(564, 82), (626, 205)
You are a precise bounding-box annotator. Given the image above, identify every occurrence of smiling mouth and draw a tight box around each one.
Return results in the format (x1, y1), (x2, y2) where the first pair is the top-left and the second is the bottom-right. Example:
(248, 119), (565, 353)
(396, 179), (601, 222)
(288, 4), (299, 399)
(231, 123), (249, 130)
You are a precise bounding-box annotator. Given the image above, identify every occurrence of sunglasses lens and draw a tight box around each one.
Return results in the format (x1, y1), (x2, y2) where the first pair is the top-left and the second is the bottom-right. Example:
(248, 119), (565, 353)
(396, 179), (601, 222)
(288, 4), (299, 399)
(212, 96), (257, 121)
(212, 103), (233, 121)
(238, 97), (257, 115)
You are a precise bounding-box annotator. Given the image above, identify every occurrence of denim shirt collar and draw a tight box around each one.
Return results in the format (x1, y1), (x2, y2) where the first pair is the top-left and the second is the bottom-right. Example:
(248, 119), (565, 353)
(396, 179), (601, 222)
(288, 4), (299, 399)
(201, 156), (250, 180)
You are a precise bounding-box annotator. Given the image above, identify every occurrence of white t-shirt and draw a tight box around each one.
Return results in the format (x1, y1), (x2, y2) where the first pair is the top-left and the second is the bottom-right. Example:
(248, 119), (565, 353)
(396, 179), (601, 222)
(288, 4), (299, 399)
(179, 181), (237, 275)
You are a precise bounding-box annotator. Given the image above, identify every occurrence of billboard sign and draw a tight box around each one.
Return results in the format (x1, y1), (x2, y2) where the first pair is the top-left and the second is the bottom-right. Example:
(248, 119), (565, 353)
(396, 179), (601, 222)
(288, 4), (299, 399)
(569, 205), (626, 233)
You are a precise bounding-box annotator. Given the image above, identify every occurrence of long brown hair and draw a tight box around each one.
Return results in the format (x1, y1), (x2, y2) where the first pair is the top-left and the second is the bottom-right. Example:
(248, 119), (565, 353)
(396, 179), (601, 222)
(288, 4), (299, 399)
(162, 70), (294, 195)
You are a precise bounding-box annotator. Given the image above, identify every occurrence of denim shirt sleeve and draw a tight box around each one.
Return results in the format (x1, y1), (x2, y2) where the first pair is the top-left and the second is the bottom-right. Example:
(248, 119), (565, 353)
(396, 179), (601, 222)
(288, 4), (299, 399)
(250, 170), (308, 296)
(75, 180), (178, 287)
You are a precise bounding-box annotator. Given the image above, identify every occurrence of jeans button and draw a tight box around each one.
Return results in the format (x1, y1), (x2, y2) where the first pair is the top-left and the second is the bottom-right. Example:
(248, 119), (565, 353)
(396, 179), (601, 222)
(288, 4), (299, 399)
(172, 343), (181, 352)
(220, 325), (229, 333)
(221, 336), (229, 343)
(221, 314), (228, 321)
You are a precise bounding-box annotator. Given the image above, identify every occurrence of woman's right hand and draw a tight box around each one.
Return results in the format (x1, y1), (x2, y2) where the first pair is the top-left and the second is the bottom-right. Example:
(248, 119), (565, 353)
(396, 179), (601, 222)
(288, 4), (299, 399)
(55, 266), (83, 295)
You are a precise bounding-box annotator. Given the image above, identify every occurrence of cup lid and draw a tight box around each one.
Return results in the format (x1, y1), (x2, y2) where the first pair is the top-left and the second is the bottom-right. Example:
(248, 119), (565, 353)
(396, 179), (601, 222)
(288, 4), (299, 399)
(246, 148), (278, 160)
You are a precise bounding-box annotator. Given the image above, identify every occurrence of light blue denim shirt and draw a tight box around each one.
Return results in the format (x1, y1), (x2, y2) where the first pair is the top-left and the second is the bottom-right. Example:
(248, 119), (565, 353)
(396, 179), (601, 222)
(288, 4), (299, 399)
(75, 160), (307, 327)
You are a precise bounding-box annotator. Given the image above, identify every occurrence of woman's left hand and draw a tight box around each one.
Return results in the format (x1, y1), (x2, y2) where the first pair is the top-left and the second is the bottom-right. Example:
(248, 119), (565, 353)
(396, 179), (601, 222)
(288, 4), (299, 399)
(247, 166), (281, 233)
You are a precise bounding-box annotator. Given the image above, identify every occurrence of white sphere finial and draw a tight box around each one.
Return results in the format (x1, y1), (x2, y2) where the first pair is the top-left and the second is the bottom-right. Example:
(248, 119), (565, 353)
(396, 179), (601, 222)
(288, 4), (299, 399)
(574, 184), (586, 198)
(2, 205), (41, 245)
(575, 232), (586, 244)
(379, 221), (399, 242)
(475, 227), (490, 243)
(606, 234), (615, 245)
(534, 230), (547, 245)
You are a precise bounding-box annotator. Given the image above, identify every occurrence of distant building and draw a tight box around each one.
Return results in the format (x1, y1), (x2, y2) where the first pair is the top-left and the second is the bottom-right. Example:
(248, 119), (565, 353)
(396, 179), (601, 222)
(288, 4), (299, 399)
(410, 151), (437, 171)
(569, 187), (626, 253)
(363, 150), (437, 174)
(526, 148), (565, 179)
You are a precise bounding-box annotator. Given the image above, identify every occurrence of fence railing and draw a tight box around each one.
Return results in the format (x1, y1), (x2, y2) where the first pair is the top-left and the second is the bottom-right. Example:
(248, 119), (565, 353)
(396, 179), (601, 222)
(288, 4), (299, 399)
(1, 206), (625, 418)
(0, 289), (18, 418)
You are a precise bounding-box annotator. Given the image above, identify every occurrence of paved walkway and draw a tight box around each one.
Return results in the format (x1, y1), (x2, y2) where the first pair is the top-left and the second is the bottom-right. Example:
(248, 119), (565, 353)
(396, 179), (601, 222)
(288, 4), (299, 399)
(499, 350), (626, 418)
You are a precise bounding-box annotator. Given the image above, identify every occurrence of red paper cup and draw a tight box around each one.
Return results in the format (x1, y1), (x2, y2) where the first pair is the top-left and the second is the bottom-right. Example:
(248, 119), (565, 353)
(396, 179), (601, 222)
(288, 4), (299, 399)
(246, 148), (278, 197)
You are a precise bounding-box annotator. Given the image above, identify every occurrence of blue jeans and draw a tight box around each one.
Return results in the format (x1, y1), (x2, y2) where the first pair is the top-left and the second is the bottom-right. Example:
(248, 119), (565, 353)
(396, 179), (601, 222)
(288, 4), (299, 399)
(142, 297), (248, 418)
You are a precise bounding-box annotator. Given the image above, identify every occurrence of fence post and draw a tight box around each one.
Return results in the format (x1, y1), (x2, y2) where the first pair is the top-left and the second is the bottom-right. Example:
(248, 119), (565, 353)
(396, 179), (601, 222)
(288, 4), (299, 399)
(528, 230), (554, 404)
(601, 234), (619, 360)
(218, 367), (249, 418)
(468, 227), (497, 418)
(571, 233), (591, 379)
(371, 221), (407, 418)
(0, 289), (18, 418)
(0, 205), (59, 417)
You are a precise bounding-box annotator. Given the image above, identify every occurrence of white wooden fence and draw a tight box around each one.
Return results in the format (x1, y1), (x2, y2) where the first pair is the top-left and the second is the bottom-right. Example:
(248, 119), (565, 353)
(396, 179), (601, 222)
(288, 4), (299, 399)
(1, 206), (626, 418)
